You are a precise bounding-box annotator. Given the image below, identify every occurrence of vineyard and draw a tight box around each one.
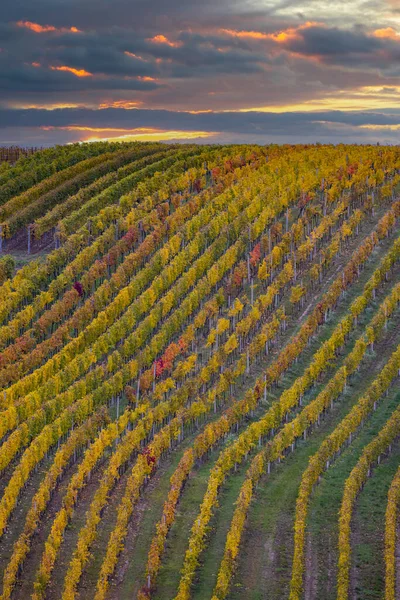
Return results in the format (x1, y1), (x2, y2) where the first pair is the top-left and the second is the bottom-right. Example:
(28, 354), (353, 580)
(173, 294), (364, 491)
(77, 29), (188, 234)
(0, 140), (399, 600)
(0, 148), (44, 166)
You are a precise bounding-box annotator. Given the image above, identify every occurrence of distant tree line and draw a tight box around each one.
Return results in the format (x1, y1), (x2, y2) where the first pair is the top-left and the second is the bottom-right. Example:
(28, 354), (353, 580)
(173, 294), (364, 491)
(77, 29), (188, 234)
(0, 146), (43, 164)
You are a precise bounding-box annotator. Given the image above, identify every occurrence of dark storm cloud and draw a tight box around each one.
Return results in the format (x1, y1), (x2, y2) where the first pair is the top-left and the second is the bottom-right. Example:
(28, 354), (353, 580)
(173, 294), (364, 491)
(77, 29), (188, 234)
(1, 107), (400, 146)
(0, 107), (399, 133)
(0, 19), (271, 102)
(3, 15), (399, 107)
(282, 24), (400, 69)
(0, 0), (248, 31)
(288, 27), (383, 56)
(45, 45), (158, 78)
(76, 28), (269, 75)
(0, 60), (161, 95)
(1, 0), (400, 142)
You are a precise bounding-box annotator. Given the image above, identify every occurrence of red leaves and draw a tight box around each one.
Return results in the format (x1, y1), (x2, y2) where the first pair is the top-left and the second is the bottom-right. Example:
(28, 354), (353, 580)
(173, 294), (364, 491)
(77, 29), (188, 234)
(254, 382), (262, 400)
(73, 281), (84, 297)
(140, 369), (153, 392)
(193, 179), (202, 193)
(298, 193), (312, 211)
(154, 358), (164, 378)
(123, 226), (139, 246)
(347, 163), (358, 177)
(150, 337), (188, 382)
(171, 193), (182, 209)
(270, 222), (283, 244)
(178, 336), (188, 353)
(141, 446), (156, 466)
(157, 202), (170, 220)
(232, 261), (247, 288)
(107, 246), (119, 267)
(211, 166), (221, 180)
(224, 160), (234, 173)
(250, 243), (261, 267)
(162, 342), (180, 371)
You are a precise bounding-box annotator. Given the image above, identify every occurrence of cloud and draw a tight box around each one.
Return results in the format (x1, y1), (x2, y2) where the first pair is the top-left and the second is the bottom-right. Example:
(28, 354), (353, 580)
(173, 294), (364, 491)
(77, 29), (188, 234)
(271, 22), (400, 71)
(0, 61), (162, 98)
(50, 65), (92, 77)
(1, 105), (400, 134)
(16, 21), (81, 33)
(1, 0), (249, 31)
(1, 0), (400, 142)
(147, 34), (183, 48)
(373, 27), (400, 39)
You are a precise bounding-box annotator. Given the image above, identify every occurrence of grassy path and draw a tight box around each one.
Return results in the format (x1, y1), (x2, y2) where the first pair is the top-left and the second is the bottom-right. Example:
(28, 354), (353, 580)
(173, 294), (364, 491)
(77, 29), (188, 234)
(225, 305), (400, 599)
(350, 434), (400, 599)
(308, 373), (400, 599)
(98, 438), (194, 600)
(153, 448), (227, 600)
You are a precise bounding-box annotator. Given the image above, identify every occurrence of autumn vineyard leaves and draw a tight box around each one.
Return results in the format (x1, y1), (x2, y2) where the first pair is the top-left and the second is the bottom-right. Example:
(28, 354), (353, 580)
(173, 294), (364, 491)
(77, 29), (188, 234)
(0, 142), (399, 600)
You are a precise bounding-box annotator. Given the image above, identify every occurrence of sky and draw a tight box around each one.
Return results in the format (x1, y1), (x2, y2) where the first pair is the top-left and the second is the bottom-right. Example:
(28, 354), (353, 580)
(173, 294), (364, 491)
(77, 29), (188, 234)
(1, 0), (400, 145)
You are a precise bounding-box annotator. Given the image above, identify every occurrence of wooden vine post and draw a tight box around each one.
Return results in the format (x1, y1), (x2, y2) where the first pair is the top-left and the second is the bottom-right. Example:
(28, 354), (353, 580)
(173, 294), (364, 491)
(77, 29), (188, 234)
(27, 224), (32, 255)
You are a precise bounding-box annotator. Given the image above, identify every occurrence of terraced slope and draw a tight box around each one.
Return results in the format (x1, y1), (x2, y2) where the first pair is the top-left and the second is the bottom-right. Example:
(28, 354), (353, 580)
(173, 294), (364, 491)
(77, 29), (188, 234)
(0, 142), (399, 600)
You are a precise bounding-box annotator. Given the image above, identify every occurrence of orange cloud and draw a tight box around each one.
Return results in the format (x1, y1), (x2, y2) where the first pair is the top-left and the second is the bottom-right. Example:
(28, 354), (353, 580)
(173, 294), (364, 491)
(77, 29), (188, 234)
(220, 29), (269, 40)
(221, 22), (320, 44)
(124, 51), (145, 60)
(41, 126), (150, 132)
(50, 65), (92, 77)
(99, 100), (142, 109)
(16, 20), (81, 33)
(271, 21), (322, 43)
(17, 21), (56, 33)
(136, 75), (158, 82)
(155, 57), (173, 64)
(188, 109), (213, 114)
(147, 34), (182, 48)
(359, 124), (400, 131)
(39, 125), (215, 142)
(86, 130), (215, 142)
(373, 27), (400, 39)
(31, 61), (41, 68)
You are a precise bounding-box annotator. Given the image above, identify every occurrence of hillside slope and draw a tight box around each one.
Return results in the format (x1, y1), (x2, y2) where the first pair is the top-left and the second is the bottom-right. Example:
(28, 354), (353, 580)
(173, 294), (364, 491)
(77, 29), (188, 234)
(0, 142), (399, 600)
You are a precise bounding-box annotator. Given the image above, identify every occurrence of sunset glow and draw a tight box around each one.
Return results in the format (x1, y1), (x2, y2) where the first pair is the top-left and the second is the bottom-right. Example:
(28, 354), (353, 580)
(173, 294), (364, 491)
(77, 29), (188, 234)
(373, 27), (400, 39)
(147, 34), (183, 48)
(50, 66), (93, 77)
(2, 0), (400, 145)
(98, 100), (143, 109)
(76, 128), (215, 142)
(17, 20), (56, 33)
(268, 22), (322, 43)
(36, 124), (216, 143)
(237, 86), (400, 113)
(124, 51), (145, 61)
(136, 76), (158, 82)
(220, 29), (270, 40)
(221, 22), (321, 44)
(16, 21), (81, 33)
